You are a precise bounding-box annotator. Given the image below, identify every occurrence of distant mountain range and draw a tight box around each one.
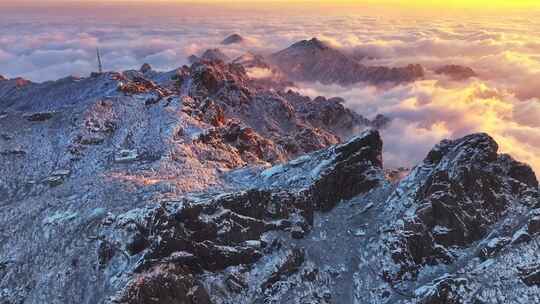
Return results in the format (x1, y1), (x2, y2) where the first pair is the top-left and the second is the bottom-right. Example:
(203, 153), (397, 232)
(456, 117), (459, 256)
(191, 36), (477, 86)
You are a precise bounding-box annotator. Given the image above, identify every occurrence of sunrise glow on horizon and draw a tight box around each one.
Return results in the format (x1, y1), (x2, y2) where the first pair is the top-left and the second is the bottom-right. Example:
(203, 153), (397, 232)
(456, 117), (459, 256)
(5, 0), (540, 10)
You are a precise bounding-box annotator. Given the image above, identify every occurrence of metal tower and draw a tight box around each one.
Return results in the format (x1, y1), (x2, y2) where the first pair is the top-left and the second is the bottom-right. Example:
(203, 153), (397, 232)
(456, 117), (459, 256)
(96, 48), (103, 74)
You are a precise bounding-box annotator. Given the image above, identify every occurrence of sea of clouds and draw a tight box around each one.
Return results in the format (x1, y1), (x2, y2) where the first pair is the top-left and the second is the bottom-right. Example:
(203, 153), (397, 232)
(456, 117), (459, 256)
(1, 5), (539, 172)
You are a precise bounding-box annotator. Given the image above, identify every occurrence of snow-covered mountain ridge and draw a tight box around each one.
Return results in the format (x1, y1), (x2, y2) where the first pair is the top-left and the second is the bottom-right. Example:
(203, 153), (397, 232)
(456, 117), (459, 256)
(0, 47), (537, 304)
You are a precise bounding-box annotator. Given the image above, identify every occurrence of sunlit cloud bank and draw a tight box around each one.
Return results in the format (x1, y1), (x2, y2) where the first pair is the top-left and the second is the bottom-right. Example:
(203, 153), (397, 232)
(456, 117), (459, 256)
(1, 7), (539, 172)
(294, 80), (540, 173)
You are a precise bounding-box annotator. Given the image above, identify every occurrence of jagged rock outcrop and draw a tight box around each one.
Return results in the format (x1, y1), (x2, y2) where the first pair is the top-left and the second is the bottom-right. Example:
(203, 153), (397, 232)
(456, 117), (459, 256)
(101, 130), (384, 303)
(181, 60), (374, 159)
(269, 38), (425, 85)
(352, 133), (540, 304)
(385, 134), (538, 279)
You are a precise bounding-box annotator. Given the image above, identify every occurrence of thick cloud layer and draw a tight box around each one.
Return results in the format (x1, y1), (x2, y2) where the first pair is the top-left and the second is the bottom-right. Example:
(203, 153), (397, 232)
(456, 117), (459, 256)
(294, 81), (540, 172)
(1, 5), (539, 172)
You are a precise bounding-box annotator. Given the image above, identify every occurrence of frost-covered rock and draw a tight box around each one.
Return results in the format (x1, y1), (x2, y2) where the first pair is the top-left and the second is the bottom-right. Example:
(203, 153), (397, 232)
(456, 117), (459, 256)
(100, 129), (384, 303)
(385, 134), (537, 278)
(353, 133), (540, 304)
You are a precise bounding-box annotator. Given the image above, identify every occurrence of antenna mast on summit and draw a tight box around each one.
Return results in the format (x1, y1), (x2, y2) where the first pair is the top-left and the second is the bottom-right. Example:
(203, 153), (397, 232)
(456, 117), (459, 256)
(96, 48), (103, 74)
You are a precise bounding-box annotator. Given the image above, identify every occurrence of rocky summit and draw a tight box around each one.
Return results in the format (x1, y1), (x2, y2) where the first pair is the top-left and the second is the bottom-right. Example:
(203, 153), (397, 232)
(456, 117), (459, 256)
(269, 38), (425, 85)
(0, 53), (539, 304)
(221, 34), (245, 45)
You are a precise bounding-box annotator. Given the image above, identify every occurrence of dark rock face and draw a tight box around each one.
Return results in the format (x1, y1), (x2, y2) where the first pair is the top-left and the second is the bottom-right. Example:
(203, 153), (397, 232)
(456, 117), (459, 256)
(385, 134), (538, 281)
(435, 65), (477, 80)
(103, 130), (384, 303)
(269, 38), (425, 85)
(114, 264), (211, 304)
(23, 111), (55, 122)
(222, 34), (244, 45)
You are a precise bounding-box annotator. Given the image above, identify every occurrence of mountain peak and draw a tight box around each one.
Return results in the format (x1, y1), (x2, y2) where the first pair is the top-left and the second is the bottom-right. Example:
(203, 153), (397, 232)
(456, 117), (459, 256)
(139, 63), (152, 74)
(222, 33), (244, 45)
(290, 37), (332, 51)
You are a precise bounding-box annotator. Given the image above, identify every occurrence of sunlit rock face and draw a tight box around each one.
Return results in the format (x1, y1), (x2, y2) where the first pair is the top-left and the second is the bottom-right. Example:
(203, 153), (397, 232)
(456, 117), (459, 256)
(0, 56), (539, 304)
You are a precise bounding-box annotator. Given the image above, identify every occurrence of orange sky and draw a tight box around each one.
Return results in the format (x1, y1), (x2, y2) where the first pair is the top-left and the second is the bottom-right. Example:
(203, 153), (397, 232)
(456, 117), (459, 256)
(3, 0), (539, 18)
(5, 0), (540, 9)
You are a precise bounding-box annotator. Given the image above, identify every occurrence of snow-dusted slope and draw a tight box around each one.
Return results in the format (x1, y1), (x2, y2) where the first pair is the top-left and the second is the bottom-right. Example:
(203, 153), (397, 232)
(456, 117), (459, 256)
(0, 58), (538, 304)
(0, 59), (378, 303)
